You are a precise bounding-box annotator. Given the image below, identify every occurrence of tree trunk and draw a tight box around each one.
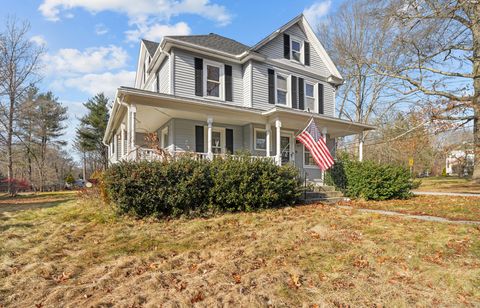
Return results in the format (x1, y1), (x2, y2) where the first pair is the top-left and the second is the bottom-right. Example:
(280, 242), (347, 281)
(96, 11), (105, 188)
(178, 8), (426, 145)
(82, 151), (87, 182)
(7, 95), (14, 196)
(472, 17), (480, 182)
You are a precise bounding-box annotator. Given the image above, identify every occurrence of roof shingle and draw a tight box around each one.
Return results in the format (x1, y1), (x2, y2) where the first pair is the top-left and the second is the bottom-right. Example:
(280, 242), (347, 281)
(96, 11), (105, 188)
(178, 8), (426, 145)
(142, 39), (159, 56)
(166, 33), (250, 55)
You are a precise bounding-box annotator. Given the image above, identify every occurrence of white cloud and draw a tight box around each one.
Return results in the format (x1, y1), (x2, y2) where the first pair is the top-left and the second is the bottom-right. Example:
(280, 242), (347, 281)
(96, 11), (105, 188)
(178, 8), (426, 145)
(30, 35), (47, 46)
(95, 23), (109, 35)
(303, 0), (332, 26)
(38, 0), (231, 26)
(63, 70), (136, 97)
(125, 21), (191, 42)
(43, 45), (128, 76)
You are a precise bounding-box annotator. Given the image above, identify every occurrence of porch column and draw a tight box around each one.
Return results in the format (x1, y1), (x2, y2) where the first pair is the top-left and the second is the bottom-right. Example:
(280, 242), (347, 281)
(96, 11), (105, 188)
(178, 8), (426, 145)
(126, 107), (131, 158)
(265, 123), (271, 157)
(358, 131), (364, 162)
(207, 117), (213, 159)
(275, 119), (282, 166)
(130, 104), (137, 160)
(120, 124), (126, 159)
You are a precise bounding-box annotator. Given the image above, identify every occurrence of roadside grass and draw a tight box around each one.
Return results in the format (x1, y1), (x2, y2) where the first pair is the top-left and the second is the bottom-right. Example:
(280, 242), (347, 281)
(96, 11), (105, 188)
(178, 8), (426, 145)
(0, 194), (479, 307)
(345, 195), (480, 221)
(416, 176), (480, 194)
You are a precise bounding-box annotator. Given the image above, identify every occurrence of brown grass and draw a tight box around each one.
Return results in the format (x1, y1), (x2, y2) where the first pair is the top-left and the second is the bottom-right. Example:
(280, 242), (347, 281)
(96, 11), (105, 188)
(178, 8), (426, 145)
(416, 177), (480, 194)
(1, 194), (479, 307)
(345, 195), (480, 221)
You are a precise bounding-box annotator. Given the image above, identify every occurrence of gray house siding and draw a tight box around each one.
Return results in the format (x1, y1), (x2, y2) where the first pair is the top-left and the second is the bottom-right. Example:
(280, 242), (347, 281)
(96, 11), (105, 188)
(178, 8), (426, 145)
(242, 61), (252, 107)
(158, 57), (170, 94)
(257, 24), (330, 78)
(173, 48), (244, 106)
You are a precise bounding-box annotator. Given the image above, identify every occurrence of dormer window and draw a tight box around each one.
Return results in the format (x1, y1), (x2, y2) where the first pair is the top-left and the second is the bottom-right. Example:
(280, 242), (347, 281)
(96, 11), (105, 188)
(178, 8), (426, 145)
(291, 39), (302, 62)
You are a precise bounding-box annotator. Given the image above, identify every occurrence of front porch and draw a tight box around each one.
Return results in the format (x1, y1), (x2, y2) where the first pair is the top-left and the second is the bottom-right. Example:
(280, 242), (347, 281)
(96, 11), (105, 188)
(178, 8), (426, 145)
(105, 87), (374, 181)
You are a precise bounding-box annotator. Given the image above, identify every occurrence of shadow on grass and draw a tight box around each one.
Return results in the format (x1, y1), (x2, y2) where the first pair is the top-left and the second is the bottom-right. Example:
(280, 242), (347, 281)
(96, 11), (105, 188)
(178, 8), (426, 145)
(0, 199), (71, 213)
(0, 222), (34, 232)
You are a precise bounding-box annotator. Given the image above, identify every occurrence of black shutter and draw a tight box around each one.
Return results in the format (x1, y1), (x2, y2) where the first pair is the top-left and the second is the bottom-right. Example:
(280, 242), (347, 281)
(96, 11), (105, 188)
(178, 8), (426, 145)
(268, 69), (275, 104)
(225, 65), (233, 101)
(226, 129), (234, 154)
(318, 83), (324, 114)
(298, 78), (305, 110)
(291, 76), (298, 109)
(194, 58), (203, 96)
(283, 33), (290, 59)
(156, 69), (160, 92)
(304, 42), (310, 66)
(195, 126), (204, 152)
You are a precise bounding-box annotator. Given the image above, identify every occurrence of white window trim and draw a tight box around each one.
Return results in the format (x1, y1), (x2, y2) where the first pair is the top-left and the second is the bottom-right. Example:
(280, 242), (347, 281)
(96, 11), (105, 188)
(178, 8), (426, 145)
(203, 127), (226, 154)
(305, 81), (316, 113)
(303, 145), (317, 168)
(290, 35), (304, 64)
(254, 128), (269, 151)
(203, 59), (224, 101)
(275, 71), (290, 107)
(161, 127), (169, 148)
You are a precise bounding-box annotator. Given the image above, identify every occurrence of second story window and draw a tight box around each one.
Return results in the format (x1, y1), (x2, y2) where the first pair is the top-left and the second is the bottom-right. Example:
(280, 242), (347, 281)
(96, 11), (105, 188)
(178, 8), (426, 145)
(205, 62), (223, 98)
(276, 74), (288, 105)
(305, 83), (315, 112)
(291, 39), (302, 62)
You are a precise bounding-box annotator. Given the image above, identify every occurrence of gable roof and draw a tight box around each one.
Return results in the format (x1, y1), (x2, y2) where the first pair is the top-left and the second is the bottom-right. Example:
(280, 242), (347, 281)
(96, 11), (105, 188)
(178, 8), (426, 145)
(166, 33), (250, 55)
(142, 39), (159, 56)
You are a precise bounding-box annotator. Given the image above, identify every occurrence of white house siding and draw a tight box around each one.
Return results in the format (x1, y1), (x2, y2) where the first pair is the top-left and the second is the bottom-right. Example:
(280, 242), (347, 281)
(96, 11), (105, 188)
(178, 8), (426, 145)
(242, 61), (252, 107)
(257, 24), (330, 78)
(158, 57), (170, 94)
(173, 49), (244, 107)
(172, 118), (244, 153)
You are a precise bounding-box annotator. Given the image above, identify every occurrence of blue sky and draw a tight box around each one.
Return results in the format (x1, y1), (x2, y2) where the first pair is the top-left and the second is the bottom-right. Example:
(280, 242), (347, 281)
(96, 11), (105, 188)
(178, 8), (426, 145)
(1, 0), (342, 161)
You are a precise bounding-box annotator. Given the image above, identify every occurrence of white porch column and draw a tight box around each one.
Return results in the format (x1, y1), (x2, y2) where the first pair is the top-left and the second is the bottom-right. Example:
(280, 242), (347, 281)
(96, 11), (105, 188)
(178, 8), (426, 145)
(120, 123), (126, 159)
(358, 131), (364, 162)
(130, 104), (137, 160)
(265, 123), (271, 157)
(126, 107), (131, 157)
(207, 117), (213, 159)
(275, 119), (282, 166)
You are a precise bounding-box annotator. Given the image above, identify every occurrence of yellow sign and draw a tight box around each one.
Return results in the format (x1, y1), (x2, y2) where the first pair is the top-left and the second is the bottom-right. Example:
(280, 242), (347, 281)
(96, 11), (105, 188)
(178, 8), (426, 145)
(408, 158), (414, 167)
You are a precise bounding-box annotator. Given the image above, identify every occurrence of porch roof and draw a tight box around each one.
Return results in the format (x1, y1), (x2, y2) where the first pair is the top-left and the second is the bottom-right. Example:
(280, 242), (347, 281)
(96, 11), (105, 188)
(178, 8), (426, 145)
(104, 87), (375, 143)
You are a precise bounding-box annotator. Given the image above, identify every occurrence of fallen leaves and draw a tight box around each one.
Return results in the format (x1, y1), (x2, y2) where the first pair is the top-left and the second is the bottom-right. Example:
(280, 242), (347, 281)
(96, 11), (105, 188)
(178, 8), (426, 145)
(289, 273), (302, 289)
(190, 291), (205, 303)
(232, 272), (241, 284)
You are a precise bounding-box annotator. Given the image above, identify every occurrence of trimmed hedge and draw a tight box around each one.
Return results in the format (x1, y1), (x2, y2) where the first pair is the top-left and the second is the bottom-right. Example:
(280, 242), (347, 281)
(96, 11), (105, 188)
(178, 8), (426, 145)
(103, 156), (301, 218)
(325, 154), (413, 200)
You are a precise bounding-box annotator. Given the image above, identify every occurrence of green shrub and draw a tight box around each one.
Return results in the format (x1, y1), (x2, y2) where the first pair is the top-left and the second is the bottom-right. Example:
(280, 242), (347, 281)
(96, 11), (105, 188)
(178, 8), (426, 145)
(103, 156), (301, 218)
(326, 155), (413, 200)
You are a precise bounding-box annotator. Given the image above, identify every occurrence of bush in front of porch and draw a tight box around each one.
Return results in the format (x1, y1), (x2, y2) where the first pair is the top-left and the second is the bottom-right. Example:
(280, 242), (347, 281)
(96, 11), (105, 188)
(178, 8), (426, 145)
(325, 154), (413, 201)
(103, 156), (302, 218)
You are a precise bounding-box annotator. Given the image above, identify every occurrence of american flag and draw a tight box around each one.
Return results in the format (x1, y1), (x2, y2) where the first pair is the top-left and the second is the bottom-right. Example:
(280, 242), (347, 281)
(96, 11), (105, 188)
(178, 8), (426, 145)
(296, 119), (334, 171)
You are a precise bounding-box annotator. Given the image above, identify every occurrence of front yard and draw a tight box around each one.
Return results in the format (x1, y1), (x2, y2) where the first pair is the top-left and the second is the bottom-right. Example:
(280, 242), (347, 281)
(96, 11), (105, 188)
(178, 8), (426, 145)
(1, 193), (479, 306)
(415, 176), (480, 194)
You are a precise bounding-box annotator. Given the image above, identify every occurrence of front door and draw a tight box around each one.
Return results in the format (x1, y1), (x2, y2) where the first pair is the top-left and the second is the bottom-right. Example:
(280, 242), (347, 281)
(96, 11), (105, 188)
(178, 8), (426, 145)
(280, 133), (294, 165)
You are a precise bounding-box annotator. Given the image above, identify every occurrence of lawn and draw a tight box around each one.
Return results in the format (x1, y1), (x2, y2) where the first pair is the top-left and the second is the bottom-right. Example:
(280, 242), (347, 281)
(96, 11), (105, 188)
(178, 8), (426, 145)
(416, 176), (480, 194)
(345, 195), (480, 221)
(1, 193), (480, 307)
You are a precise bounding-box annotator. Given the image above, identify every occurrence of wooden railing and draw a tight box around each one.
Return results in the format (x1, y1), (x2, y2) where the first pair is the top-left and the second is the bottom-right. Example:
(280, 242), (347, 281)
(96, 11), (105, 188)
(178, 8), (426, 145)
(135, 148), (275, 163)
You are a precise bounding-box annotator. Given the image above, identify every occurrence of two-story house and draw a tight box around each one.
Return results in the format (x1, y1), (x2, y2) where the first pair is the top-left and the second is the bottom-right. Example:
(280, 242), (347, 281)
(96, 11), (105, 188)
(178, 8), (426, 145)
(103, 14), (374, 181)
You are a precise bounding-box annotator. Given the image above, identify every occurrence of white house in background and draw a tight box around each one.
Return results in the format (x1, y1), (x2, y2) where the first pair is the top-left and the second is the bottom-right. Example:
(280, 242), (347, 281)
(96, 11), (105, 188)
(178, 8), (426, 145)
(446, 150), (474, 176)
(103, 14), (374, 182)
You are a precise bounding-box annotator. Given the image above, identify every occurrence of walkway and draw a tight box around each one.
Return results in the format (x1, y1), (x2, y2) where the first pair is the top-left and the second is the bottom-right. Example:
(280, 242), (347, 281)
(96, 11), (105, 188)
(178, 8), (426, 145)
(413, 191), (480, 197)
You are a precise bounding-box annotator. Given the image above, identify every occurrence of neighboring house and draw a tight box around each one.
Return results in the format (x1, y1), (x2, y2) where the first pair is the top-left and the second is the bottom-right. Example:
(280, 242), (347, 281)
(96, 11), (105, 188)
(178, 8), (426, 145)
(446, 150), (474, 176)
(103, 14), (374, 182)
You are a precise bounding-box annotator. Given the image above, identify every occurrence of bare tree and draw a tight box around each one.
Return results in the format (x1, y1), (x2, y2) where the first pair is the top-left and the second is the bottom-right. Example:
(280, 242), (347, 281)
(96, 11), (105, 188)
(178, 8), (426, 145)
(0, 17), (44, 194)
(370, 0), (480, 180)
(318, 0), (410, 159)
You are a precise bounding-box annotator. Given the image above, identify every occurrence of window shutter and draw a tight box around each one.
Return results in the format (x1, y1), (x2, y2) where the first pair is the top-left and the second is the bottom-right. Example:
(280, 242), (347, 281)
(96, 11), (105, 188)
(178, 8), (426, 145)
(226, 129), (234, 154)
(291, 76), (298, 109)
(304, 42), (310, 66)
(283, 33), (290, 59)
(194, 58), (203, 96)
(156, 69), (160, 92)
(318, 83), (324, 114)
(195, 126), (204, 152)
(225, 65), (233, 101)
(298, 78), (305, 110)
(268, 69), (275, 104)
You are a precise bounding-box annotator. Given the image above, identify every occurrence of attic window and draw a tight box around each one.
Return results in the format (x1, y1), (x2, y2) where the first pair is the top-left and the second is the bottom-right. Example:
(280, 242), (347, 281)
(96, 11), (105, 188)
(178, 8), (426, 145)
(291, 39), (302, 62)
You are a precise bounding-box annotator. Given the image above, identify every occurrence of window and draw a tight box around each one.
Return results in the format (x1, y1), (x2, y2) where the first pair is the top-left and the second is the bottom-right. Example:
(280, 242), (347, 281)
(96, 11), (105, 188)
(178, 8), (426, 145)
(276, 74), (288, 105)
(206, 64), (221, 98)
(291, 39), (302, 62)
(161, 127), (168, 149)
(304, 146), (316, 167)
(305, 83), (315, 112)
(254, 129), (267, 151)
(204, 127), (225, 154)
(212, 131), (222, 154)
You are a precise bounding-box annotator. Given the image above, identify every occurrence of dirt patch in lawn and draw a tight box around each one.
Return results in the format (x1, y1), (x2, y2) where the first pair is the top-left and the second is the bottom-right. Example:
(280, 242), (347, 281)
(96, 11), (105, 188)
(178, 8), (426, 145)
(1, 197), (479, 307)
(344, 195), (480, 222)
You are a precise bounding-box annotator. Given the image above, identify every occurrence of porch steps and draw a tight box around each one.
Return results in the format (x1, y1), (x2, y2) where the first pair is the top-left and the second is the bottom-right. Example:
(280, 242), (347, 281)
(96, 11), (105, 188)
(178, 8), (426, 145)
(301, 184), (345, 204)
